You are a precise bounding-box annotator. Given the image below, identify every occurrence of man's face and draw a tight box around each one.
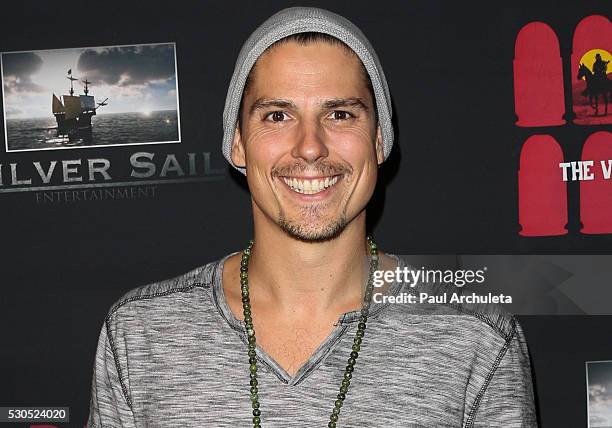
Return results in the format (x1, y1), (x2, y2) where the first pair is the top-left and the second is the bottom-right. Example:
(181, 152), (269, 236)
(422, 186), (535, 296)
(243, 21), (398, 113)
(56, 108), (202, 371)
(232, 40), (384, 241)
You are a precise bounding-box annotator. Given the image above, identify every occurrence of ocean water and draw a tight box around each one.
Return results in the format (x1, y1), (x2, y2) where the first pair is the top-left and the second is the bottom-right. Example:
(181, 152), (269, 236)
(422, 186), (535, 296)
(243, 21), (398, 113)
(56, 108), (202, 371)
(4, 110), (179, 151)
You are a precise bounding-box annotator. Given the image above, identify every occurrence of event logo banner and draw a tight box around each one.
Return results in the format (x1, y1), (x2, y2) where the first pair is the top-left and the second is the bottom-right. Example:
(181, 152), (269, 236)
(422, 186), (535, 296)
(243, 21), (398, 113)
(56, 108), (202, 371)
(0, 42), (224, 201)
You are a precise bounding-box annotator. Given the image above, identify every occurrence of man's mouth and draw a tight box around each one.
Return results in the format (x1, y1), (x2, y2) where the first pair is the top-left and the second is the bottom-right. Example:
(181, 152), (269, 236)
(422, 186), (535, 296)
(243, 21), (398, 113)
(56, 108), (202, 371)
(280, 174), (342, 195)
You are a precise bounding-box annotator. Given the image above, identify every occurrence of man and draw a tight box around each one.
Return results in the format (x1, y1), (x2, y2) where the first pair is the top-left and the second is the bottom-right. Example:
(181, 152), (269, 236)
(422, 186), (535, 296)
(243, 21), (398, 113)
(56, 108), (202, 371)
(87, 7), (537, 427)
(593, 52), (609, 82)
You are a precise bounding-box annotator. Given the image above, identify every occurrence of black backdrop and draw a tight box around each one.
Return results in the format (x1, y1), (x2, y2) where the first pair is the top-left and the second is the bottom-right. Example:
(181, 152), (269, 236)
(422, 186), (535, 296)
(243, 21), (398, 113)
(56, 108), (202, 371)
(1, 1), (611, 427)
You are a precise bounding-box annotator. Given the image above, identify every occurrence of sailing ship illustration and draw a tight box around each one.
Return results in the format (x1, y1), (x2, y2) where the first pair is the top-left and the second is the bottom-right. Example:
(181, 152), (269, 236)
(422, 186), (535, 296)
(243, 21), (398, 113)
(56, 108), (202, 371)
(51, 69), (108, 137)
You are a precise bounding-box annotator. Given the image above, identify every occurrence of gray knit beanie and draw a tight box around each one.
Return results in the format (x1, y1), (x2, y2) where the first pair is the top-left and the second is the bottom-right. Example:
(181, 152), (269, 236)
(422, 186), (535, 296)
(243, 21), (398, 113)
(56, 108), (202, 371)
(222, 6), (394, 175)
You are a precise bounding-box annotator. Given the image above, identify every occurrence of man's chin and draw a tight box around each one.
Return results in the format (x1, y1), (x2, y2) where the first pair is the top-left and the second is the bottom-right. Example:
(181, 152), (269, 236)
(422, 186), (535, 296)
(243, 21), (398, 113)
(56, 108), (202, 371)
(277, 217), (348, 243)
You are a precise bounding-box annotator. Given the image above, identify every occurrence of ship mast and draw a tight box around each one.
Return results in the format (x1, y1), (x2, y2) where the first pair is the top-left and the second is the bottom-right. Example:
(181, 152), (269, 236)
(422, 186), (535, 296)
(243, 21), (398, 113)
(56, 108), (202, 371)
(83, 78), (91, 95)
(66, 69), (78, 96)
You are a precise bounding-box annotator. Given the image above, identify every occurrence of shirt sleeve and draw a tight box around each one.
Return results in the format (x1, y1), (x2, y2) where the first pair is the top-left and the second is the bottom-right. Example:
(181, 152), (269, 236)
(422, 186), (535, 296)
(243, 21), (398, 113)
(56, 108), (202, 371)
(470, 320), (538, 428)
(87, 320), (137, 428)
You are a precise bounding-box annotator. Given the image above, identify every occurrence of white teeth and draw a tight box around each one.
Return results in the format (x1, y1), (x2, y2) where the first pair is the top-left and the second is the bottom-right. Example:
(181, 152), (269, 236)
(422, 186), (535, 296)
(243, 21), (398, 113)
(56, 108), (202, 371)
(282, 175), (341, 195)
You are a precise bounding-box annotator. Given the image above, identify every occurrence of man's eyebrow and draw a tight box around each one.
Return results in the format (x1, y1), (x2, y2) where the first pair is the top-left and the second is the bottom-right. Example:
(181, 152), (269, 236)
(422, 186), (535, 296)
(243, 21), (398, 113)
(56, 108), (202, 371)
(249, 98), (296, 116)
(322, 97), (370, 111)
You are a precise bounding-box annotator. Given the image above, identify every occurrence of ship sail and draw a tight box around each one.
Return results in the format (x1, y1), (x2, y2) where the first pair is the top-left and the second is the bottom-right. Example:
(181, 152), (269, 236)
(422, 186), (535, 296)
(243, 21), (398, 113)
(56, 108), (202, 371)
(63, 95), (81, 120)
(52, 94), (64, 114)
(80, 95), (95, 110)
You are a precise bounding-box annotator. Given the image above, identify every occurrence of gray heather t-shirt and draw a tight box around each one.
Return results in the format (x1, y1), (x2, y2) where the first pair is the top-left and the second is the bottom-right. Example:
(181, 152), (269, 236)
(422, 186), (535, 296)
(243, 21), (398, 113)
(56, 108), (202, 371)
(87, 253), (537, 427)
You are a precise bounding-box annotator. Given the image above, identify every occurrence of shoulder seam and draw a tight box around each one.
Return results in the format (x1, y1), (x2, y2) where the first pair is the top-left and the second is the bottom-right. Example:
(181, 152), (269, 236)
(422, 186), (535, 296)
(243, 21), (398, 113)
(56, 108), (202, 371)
(107, 280), (210, 319)
(446, 303), (515, 341)
(463, 319), (518, 428)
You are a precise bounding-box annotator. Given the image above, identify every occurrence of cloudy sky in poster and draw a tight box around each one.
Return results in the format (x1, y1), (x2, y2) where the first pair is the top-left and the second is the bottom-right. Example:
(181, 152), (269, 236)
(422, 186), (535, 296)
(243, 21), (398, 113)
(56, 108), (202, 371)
(1, 43), (178, 119)
(588, 361), (612, 428)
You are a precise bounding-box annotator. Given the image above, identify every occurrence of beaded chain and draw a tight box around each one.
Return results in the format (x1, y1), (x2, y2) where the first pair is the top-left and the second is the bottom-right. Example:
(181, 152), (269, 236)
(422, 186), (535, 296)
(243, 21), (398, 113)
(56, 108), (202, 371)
(239, 235), (379, 427)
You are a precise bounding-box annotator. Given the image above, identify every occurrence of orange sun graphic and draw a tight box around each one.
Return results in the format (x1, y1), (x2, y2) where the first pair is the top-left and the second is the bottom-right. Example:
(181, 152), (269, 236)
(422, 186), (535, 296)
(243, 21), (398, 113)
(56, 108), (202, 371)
(578, 49), (612, 79)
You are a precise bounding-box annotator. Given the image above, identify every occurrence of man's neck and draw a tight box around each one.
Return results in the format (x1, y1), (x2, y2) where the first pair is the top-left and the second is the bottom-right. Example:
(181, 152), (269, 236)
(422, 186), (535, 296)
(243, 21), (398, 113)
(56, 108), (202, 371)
(247, 214), (370, 322)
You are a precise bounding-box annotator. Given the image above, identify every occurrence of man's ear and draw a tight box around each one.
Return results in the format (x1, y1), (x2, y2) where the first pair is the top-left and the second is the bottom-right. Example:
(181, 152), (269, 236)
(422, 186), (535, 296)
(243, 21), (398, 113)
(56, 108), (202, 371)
(375, 125), (384, 165)
(231, 124), (246, 168)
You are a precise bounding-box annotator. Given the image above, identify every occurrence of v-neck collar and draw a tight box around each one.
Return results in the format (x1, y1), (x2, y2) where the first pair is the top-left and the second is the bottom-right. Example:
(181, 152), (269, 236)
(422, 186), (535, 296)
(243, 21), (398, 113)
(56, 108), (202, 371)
(210, 251), (405, 386)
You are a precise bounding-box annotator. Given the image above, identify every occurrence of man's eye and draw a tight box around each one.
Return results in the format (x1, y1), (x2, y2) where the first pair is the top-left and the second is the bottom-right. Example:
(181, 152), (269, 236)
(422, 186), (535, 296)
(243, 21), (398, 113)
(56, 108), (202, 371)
(329, 111), (353, 121)
(265, 111), (288, 122)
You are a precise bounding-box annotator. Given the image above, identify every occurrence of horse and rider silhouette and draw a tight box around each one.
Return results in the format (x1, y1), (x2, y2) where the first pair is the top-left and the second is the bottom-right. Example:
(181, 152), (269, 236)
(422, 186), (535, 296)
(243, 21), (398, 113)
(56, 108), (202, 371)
(578, 53), (611, 116)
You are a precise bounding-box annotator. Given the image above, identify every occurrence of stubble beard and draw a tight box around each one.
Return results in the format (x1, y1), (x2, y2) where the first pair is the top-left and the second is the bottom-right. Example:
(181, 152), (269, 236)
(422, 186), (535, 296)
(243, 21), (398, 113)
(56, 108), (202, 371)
(277, 203), (349, 242)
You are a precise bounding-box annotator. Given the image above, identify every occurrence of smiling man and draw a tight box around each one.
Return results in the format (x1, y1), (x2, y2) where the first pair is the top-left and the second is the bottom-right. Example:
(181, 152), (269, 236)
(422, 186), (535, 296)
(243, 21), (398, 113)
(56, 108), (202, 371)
(88, 7), (537, 428)
(231, 34), (382, 243)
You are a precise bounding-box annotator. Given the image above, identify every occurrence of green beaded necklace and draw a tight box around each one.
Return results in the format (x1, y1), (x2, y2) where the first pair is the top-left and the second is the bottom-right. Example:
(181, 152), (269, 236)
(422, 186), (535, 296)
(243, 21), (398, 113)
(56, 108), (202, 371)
(239, 235), (379, 428)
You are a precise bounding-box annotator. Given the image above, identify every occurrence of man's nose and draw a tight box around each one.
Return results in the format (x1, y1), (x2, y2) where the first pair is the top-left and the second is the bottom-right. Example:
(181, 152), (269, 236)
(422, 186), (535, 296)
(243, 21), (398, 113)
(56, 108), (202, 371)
(291, 117), (329, 164)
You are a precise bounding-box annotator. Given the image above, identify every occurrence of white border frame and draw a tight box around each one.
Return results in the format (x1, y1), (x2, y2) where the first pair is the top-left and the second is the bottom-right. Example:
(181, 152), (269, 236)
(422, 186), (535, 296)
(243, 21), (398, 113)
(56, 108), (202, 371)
(1, 41), (182, 153)
(586, 359), (612, 428)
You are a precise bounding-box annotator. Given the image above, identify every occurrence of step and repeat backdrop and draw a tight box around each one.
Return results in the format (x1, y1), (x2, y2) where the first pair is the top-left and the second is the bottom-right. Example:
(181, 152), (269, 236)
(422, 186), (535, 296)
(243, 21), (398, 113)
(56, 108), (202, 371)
(0, 1), (611, 427)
